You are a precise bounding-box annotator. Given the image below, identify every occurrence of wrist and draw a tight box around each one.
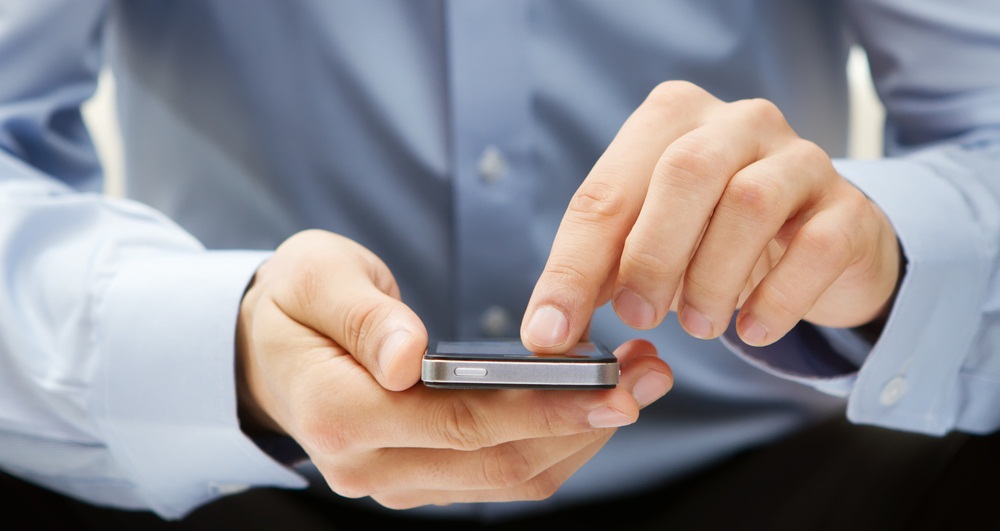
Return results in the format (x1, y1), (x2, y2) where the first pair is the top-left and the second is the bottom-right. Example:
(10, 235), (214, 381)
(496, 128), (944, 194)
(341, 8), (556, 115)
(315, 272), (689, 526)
(852, 238), (907, 344)
(235, 270), (285, 437)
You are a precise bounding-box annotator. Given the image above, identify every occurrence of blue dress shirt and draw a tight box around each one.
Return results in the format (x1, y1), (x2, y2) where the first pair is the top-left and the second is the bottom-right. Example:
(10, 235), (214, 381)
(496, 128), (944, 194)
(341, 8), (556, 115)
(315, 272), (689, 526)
(0, 0), (998, 521)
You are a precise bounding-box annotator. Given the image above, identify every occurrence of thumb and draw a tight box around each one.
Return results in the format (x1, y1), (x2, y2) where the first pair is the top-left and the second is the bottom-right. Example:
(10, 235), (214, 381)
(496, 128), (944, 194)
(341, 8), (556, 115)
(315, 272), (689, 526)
(269, 231), (428, 391)
(320, 281), (428, 391)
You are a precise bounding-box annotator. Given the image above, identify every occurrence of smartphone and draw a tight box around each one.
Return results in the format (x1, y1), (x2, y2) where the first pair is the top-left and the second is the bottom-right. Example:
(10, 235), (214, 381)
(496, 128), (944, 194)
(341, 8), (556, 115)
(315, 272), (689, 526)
(421, 339), (619, 389)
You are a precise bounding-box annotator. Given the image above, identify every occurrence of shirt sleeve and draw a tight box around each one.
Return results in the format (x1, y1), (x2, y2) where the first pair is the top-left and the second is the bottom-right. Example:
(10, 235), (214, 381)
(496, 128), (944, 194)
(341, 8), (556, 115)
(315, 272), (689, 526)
(724, 0), (1000, 436)
(0, 1), (305, 519)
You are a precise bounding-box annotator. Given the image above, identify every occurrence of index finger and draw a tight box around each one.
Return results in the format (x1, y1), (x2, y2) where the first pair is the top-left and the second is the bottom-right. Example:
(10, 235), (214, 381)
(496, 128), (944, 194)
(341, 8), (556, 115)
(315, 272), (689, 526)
(296, 337), (668, 455)
(521, 81), (717, 352)
(295, 356), (639, 454)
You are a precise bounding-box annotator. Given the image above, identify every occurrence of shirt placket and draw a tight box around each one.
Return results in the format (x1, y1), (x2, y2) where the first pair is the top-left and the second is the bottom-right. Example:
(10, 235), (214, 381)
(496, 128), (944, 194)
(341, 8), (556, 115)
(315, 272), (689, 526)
(445, 0), (535, 338)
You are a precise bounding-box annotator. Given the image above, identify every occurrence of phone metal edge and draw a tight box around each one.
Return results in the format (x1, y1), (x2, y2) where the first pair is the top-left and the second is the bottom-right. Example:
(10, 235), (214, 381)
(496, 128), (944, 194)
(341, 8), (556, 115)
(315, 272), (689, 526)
(421, 358), (619, 388)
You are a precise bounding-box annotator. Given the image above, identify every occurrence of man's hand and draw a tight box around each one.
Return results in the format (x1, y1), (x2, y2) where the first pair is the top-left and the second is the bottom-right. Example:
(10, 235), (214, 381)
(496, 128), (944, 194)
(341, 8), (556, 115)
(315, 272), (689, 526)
(522, 81), (901, 351)
(236, 230), (673, 509)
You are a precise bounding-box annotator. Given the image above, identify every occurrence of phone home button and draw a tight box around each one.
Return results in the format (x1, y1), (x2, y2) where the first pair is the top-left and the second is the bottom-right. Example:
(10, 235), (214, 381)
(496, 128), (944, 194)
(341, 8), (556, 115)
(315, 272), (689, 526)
(454, 367), (488, 378)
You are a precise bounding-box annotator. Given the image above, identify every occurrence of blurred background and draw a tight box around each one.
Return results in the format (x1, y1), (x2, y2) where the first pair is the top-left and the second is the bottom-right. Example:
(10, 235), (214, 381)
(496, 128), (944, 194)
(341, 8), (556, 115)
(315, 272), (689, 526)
(81, 47), (886, 198)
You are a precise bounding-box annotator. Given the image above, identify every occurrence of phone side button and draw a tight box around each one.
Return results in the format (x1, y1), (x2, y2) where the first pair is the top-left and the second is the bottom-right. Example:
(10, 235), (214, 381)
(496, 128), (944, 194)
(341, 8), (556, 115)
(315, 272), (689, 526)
(454, 367), (488, 377)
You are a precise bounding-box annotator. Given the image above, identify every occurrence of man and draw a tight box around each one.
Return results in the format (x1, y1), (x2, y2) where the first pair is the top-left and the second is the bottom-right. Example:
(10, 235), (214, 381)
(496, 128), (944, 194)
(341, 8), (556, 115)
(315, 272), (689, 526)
(1, 1), (998, 529)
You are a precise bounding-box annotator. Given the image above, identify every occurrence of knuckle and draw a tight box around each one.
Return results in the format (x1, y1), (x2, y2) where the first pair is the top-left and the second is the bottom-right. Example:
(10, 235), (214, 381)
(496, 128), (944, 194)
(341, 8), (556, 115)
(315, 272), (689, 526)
(356, 249), (399, 296)
(343, 298), (390, 357)
(801, 221), (854, 266)
(481, 443), (537, 489)
(719, 177), (783, 225)
(322, 465), (374, 499)
(568, 179), (630, 224)
(370, 493), (417, 511)
(636, 81), (718, 135)
(530, 398), (576, 438)
(646, 80), (704, 110)
(294, 409), (353, 455)
(683, 269), (734, 307)
(518, 470), (563, 501)
(655, 138), (725, 191)
(756, 279), (805, 320)
(791, 138), (830, 168)
(541, 255), (597, 293)
(734, 97), (786, 127)
(633, 81), (708, 135)
(621, 239), (679, 281)
(436, 399), (489, 451)
(289, 261), (323, 313)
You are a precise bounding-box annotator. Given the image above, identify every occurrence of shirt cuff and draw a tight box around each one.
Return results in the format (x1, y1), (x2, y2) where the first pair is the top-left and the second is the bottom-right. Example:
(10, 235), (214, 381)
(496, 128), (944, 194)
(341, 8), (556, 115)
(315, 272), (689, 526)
(836, 157), (988, 435)
(92, 249), (307, 519)
(722, 156), (989, 436)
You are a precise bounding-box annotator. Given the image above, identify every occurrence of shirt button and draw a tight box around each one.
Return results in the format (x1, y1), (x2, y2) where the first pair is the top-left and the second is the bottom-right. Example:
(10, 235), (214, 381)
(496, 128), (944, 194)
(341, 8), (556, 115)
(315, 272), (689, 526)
(480, 305), (512, 337)
(879, 376), (907, 406)
(477, 145), (508, 184)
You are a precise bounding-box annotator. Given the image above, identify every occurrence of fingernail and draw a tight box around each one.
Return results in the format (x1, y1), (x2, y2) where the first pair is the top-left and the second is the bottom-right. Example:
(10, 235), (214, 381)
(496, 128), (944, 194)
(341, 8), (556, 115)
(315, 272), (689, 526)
(679, 305), (713, 339)
(614, 289), (656, 329)
(378, 329), (411, 375)
(588, 407), (634, 429)
(525, 306), (569, 347)
(739, 315), (768, 346)
(632, 371), (673, 408)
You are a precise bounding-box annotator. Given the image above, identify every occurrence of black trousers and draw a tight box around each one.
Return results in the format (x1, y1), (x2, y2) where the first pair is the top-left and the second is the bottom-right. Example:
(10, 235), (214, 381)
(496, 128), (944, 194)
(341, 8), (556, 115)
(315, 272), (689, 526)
(5, 415), (999, 531)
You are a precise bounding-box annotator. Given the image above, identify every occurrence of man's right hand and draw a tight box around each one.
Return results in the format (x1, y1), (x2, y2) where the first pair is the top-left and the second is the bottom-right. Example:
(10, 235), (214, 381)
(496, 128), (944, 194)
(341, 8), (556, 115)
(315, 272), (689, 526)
(235, 230), (673, 509)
